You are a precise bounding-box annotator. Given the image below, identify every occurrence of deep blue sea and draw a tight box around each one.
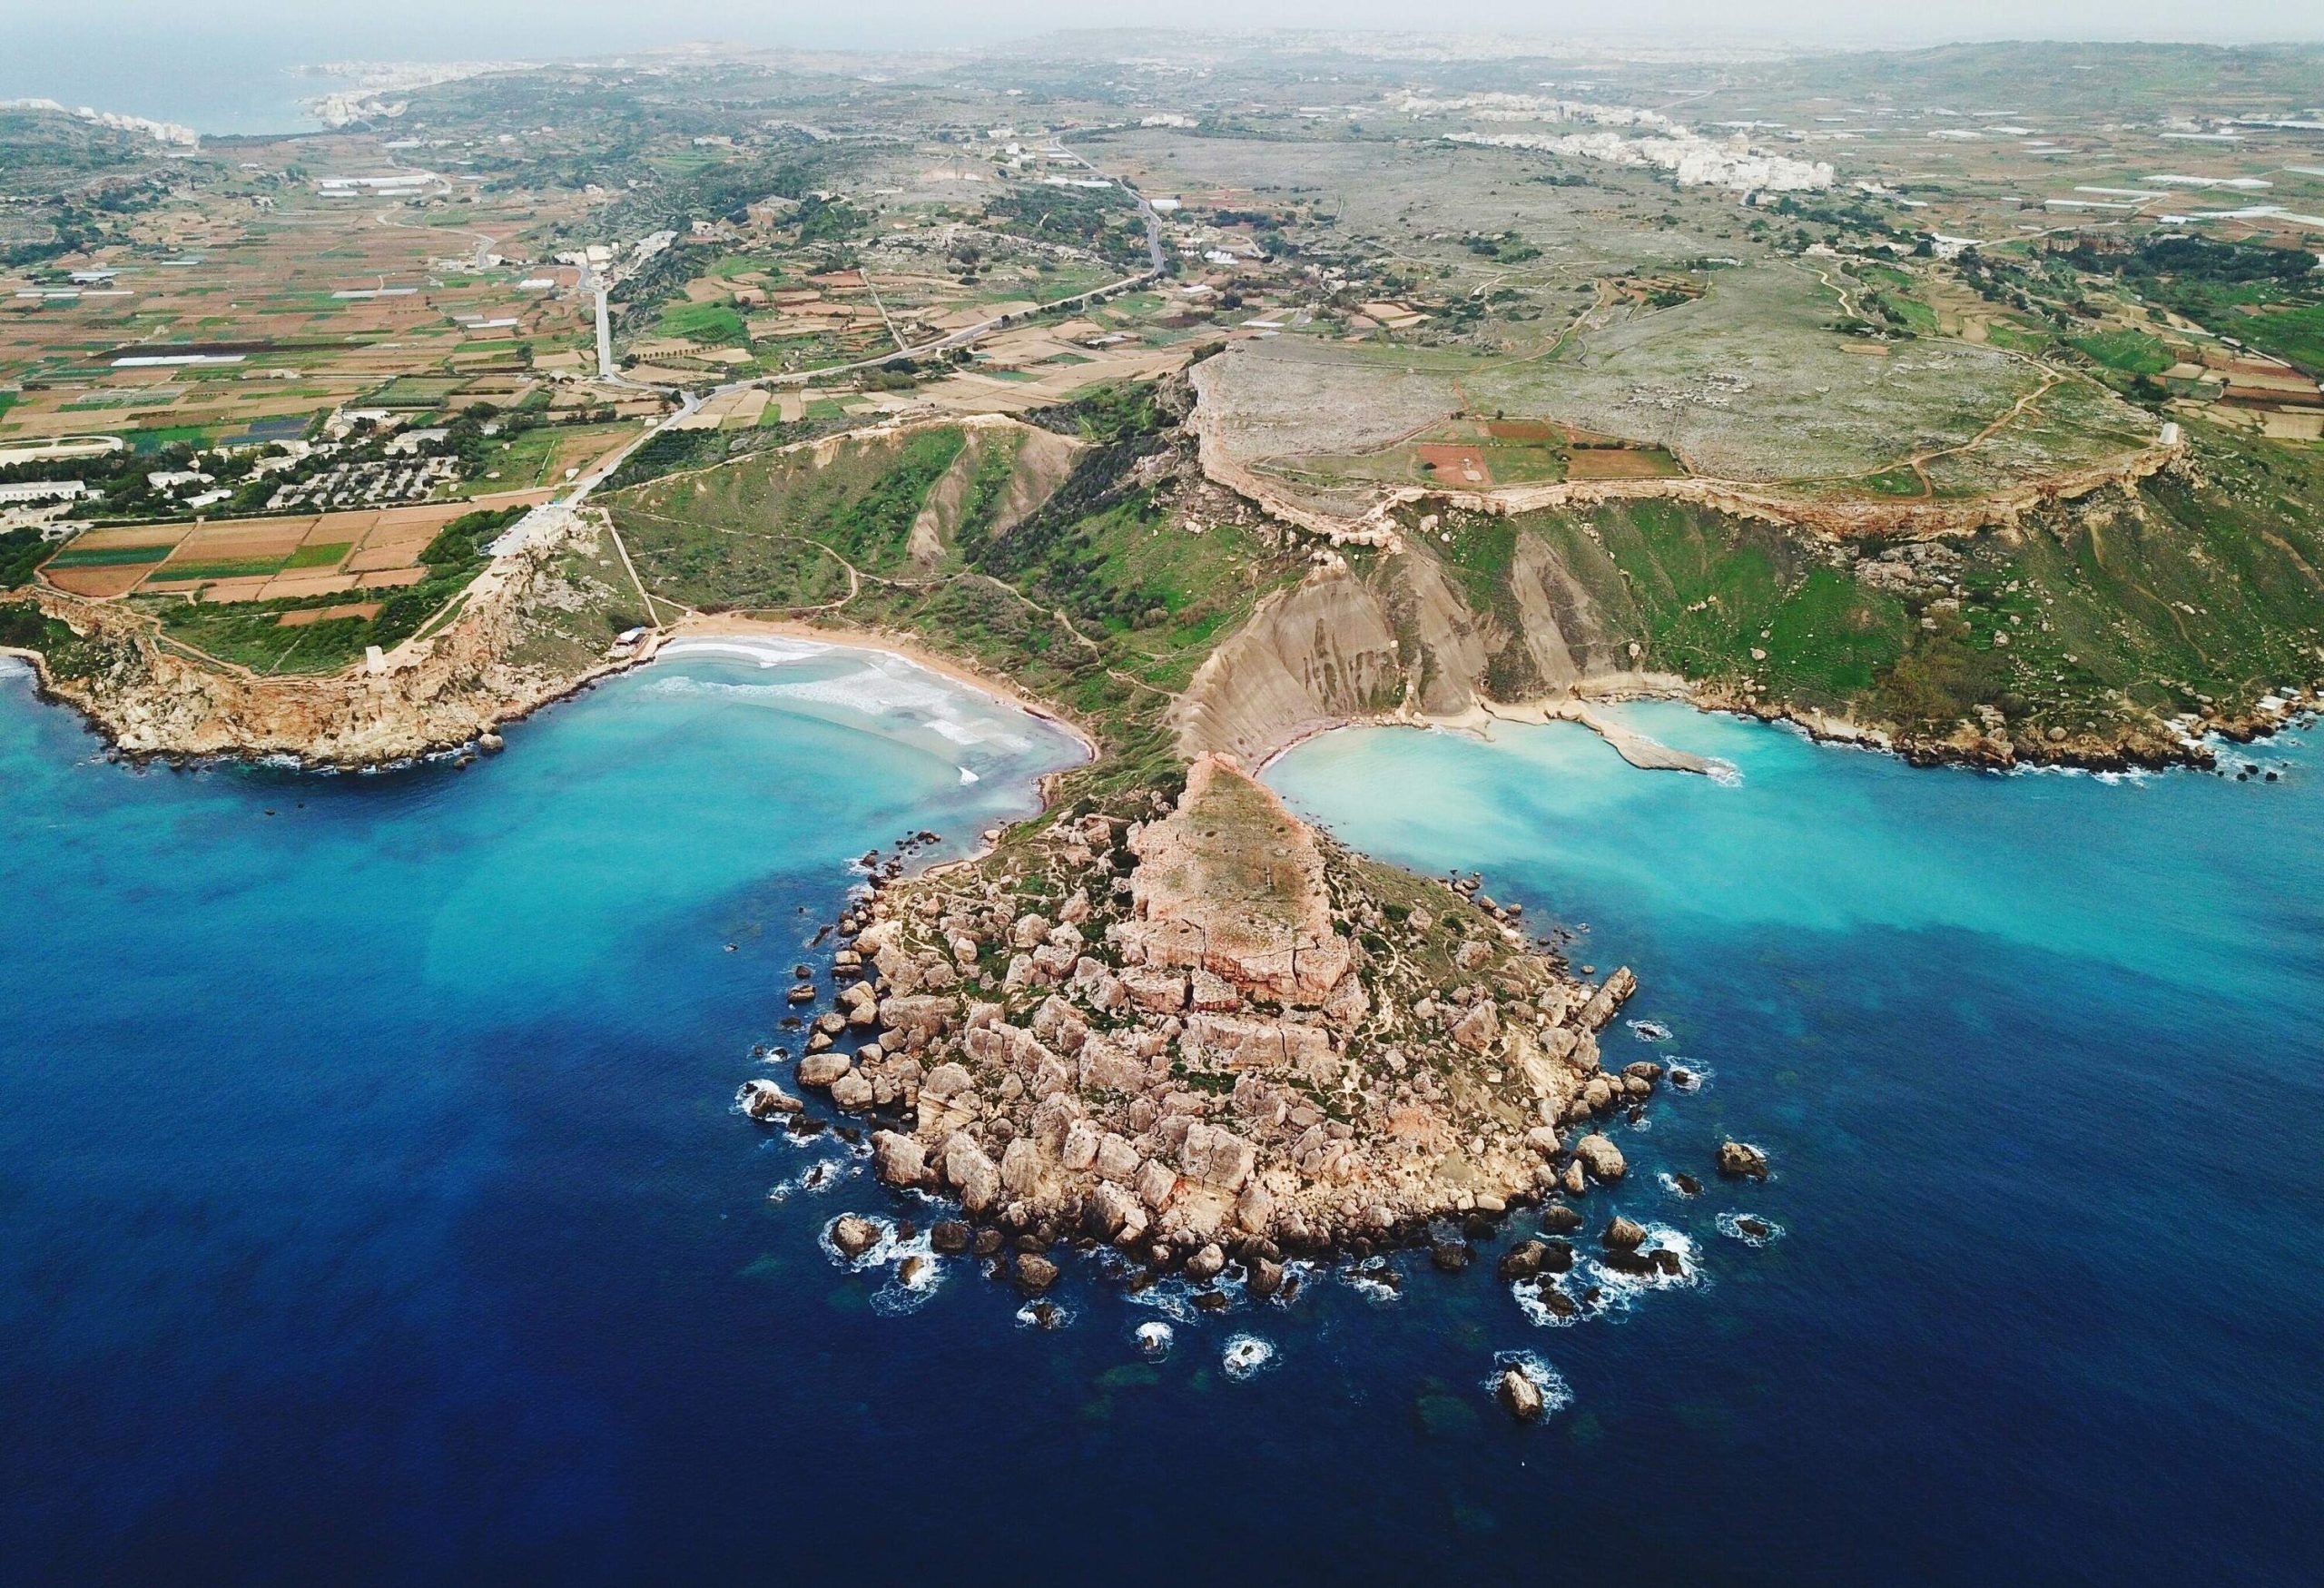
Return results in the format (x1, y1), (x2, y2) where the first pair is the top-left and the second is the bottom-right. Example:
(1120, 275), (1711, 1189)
(3, 652), (2318, 1585)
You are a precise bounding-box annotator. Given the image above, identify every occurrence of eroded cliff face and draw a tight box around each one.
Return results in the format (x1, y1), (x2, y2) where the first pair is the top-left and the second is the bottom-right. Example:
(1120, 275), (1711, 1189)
(1167, 566), (1404, 764)
(1168, 538), (1669, 765)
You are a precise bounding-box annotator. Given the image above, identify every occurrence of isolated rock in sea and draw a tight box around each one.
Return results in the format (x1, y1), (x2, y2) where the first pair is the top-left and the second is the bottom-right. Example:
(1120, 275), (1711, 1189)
(1495, 1367), (1544, 1422)
(1601, 1216), (1647, 1252)
(1498, 1239), (1548, 1281)
(1718, 1139), (1771, 1179)
(1014, 1252), (1059, 1293)
(831, 1214), (881, 1259)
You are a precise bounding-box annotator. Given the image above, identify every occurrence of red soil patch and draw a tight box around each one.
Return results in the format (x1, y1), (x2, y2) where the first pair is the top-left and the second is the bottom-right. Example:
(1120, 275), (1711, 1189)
(1484, 420), (1556, 441)
(276, 601), (381, 626)
(44, 565), (150, 597)
(1565, 448), (1683, 480)
(1416, 443), (1492, 485)
(355, 567), (429, 590)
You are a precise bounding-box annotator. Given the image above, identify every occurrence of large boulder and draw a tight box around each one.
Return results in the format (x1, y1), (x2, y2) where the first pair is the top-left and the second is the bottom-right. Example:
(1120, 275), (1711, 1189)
(1184, 1242), (1226, 1282)
(830, 1214), (881, 1259)
(797, 1051), (852, 1089)
(914, 1061), (980, 1139)
(830, 1070), (875, 1110)
(1094, 1132), (1142, 1184)
(1718, 1139), (1770, 1179)
(941, 1132), (1002, 1214)
(1573, 1133), (1627, 1184)
(1496, 1367), (1545, 1423)
(1177, 1121), (1256, 1194)
(1498, 1239), (1548, 1282)
(871, 1129), (927, 1187)
(1014, 1252), (1059, 1293)
(1000, 1135), (1044, 1197)
(1576, 966), (1639, 1031)
(1451, 1001), (1501, 1051)
(1601, 1216), (1647, 1252)
(1089, 1179), (1148, 1241)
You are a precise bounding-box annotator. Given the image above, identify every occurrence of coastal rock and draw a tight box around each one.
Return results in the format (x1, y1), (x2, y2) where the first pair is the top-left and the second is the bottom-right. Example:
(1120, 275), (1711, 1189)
(1177, 1121), (1256, 1195)
(1495, 1367), (1544, 1423)
(1576, 967), (1639, 1031)
(1090, 1179), (1148, 1241)
(797, 1051), (852, 1089)
(736, 1080), (803, 1120)
(830, 1071), (875, 1110)
(1573, 1134), (1627, 1183)
(1602, 1216), (1647, 1252)
(1538, 1204), (1583, 1234)
(871, 1130), (928, 1187)
(1185, 1242), (1226, 1282)
(1498, 1239), (1548, 1282)
(831, 1215), (881, 1259)
(942, 1133), (1003, 1215)
(931, 1219), (971, 1254)
(1718, 1140), (1770, 1179)
(1014, 1252), (1059, 1293)
(914, 1061), (981, 1139)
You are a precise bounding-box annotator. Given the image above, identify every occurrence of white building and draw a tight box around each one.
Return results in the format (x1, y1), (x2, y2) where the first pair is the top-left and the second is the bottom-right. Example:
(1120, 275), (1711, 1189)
(0, 479), (86, 505)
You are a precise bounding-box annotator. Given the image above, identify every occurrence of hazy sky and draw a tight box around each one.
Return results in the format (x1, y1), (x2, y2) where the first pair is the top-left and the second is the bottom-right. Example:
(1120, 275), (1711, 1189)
(6, 0), (2322, 53)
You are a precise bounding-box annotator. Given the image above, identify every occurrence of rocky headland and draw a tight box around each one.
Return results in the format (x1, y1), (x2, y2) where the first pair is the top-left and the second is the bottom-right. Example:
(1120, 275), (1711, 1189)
(742, 750), (1701, 1293)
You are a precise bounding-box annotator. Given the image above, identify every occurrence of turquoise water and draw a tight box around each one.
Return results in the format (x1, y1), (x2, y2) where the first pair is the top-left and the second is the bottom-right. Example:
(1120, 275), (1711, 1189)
(3, 656), (2318, 1583)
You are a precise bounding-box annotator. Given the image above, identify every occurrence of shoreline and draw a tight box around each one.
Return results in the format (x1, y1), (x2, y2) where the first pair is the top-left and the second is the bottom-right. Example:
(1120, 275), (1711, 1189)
(662, 612), (1101, 768)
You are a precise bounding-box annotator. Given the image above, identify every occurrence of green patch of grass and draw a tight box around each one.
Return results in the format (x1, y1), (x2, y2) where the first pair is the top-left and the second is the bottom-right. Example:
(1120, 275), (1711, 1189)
(151, 557), (288, 583)
(283, 540), (351, 570)
(2069, 328), (2172, 376)
(44, 541), (172, 569)
(125, 424), (215, 452)
(652, 301), (748, 346)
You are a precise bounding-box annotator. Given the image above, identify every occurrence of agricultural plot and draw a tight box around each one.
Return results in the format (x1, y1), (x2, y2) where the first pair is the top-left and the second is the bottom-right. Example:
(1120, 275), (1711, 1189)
(39, 494), (547, 604)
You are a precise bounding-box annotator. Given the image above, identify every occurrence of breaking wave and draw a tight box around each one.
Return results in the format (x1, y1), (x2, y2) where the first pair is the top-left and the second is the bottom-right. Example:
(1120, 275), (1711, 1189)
(1222, 1334), (1277, 1380)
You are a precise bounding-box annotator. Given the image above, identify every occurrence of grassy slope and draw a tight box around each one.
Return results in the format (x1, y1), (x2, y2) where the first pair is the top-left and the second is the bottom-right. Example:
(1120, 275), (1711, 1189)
(608, 404), (1309, 792)
(1440, 423), (2324, 748)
